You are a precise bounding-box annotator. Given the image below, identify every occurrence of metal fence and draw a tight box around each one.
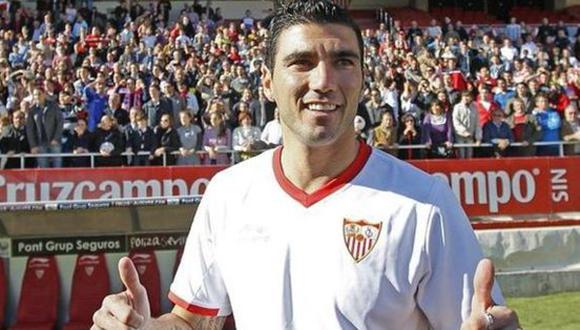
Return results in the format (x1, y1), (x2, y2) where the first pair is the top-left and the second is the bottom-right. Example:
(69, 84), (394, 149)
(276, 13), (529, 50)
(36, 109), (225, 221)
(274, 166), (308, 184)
(1, 140), (578, 169)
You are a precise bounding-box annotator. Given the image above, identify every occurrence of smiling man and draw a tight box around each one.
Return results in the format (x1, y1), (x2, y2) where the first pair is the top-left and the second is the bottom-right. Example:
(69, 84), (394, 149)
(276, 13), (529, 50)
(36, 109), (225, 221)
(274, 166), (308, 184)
(92, 1), (520, 329)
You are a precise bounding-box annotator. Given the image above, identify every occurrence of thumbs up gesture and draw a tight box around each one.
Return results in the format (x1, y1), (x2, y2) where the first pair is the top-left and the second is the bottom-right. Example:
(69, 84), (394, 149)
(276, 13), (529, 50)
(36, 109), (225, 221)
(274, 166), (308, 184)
(92, 257), (151, 329)
(461, 259), (521, 330)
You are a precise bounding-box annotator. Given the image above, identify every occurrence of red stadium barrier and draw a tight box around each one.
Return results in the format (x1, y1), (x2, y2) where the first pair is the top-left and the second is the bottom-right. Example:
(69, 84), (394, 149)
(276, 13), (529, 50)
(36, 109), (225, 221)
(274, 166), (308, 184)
(0, 157), (578, 217)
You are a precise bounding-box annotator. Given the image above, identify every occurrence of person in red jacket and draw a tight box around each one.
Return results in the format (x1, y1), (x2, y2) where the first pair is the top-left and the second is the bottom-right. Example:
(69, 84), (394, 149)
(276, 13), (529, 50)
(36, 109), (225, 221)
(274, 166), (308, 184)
(475, 85), (500, 128)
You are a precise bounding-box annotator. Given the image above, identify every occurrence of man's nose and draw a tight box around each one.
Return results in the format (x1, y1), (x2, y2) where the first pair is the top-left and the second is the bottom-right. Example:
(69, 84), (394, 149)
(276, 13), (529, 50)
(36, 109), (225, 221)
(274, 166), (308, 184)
(309, 61), (336, 94)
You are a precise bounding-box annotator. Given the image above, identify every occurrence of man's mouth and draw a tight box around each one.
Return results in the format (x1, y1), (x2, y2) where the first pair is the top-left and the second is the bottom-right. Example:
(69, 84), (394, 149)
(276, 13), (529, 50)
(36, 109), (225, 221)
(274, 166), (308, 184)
(304, 103), (339, 112)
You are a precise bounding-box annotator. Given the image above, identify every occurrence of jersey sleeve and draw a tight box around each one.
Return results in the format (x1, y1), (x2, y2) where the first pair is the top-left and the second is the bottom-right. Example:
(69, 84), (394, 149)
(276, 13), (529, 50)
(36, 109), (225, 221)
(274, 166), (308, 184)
(416, 180), (504, 330)
(169, 175), (232, 317)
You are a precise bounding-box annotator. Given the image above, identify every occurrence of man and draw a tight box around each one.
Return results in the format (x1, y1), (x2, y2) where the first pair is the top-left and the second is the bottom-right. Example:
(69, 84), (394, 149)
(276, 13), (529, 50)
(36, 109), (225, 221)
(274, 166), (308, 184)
(105, 93), (130, 128)
(0, 110), (31, 169)
(561, 105), (580, 156)
(93, 1), (519, 329)
(161, 81), (187, 128)
(84, 80), (108, 132)
(453, 91), (482, 159)
(482, 108), (514, 158)
(143, 84), (172, 128)
(26, 87), (64, 168)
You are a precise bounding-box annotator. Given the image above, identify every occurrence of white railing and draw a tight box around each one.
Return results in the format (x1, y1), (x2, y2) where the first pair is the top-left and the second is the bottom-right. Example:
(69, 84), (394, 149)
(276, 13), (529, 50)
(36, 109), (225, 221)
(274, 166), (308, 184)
(1, 140), (578, 169)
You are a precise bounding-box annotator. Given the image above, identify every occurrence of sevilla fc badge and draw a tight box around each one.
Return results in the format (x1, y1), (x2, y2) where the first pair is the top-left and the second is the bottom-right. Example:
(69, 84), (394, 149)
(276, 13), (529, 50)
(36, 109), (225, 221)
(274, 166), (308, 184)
(343, 218), (382, 263)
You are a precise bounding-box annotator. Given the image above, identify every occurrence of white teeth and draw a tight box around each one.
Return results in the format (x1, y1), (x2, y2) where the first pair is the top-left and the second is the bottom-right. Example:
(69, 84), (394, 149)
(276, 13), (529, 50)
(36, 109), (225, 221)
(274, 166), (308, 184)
(306, 103), (337, 111)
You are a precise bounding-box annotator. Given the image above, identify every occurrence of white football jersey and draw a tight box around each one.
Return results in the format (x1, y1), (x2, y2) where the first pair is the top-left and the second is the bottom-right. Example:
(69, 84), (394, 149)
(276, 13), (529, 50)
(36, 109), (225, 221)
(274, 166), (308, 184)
(170, 141), (504, 329)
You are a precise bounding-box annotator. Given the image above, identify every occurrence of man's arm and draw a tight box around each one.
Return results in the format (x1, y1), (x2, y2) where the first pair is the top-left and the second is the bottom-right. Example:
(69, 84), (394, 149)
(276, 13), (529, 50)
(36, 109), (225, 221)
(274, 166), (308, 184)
(147, 306), (226, 330)
(92, 257), (227, 330)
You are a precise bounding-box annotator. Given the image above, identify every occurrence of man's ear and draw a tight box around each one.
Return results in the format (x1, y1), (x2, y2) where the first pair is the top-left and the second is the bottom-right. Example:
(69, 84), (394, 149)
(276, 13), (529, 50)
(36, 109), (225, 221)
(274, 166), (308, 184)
(261, 66), (275, 102)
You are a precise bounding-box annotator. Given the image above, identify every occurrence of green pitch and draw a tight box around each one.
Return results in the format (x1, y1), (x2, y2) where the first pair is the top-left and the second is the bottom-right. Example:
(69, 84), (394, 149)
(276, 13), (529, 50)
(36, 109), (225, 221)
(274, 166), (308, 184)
(506, 291), (580, 330)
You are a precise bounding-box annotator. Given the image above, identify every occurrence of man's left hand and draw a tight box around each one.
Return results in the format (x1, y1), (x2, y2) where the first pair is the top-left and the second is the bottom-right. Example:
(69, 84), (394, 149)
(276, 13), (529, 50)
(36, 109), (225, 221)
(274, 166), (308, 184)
(461, 259), (521, 330)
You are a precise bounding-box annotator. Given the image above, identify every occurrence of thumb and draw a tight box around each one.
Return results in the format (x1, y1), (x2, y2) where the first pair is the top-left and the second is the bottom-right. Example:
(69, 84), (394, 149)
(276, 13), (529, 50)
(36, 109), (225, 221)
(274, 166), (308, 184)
(471, 258), (495, 313)
(118, 256), (151, 319)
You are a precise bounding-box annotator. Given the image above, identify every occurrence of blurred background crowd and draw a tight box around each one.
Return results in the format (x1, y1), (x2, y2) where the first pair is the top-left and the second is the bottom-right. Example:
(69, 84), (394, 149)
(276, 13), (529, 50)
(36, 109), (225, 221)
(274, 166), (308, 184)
(0, 0), (578, 169)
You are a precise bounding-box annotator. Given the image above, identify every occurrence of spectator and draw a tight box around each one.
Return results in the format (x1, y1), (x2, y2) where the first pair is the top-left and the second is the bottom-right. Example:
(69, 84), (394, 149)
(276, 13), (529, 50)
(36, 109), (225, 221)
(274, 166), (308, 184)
(506, 97), (541, 157)
(398, 113), (422, 160)
(493, 78), (515, 113)
(354, 115), (368, 141)
(507, 82), (534, 115)
(261, 108), (282, 147)
(475, 85), (500, 128)
(177, 110), (202, 166)
(106, 93), (130, 128)
(161, 81), (187, 128)
(26, 87), (64, 168)
(422, 100), (454, 158)
(84, 80), (108, 132)
(482, 108), (514, 158)
(93, 114), (124, 167)
(0, 110), (32, 168)
(153, 113), (181, 166)
(368, 112), (398, 157)
(69, 117), (93, 167)
(452, 91), (482, 158)
(364, 88), (387, 127)
(143, 84), (172, 128)
(120, 77), (143, 112)
(533, 93), (562, 156)
(232, 88), (262, 128)
(128, 112), (157, 166)
(232, 112), (262, 161)
(203, 111), (231, 165)
(561, 105), (580, 155)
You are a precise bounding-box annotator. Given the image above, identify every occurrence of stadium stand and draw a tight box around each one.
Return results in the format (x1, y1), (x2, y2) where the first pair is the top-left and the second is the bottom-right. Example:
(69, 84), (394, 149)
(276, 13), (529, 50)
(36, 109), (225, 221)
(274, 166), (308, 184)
(11, 256), (59, 330)
(129, 250), (161, 317)
(63, 254), (110, 330)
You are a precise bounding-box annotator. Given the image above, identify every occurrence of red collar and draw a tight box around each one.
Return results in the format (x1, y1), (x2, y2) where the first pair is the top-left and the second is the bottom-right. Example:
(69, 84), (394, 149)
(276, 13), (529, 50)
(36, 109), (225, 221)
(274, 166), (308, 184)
(273, 140), (371, 208)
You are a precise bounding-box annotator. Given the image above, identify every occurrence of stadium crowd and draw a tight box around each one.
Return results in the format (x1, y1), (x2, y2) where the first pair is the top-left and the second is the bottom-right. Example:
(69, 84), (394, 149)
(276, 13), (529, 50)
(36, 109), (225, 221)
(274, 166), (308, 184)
(0, 0), (579, 169)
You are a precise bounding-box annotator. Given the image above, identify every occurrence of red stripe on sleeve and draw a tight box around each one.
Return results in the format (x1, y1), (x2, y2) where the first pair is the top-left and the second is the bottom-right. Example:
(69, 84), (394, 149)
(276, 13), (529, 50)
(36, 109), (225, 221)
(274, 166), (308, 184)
(168, 291), (220, 316)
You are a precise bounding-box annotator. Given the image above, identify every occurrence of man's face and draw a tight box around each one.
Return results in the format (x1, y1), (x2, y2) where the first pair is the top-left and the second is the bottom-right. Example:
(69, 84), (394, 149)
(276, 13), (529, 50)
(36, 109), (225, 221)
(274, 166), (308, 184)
(150, 87), (160, 99)
(565, 108), (577, 122)
(109, 94), (120, 109)
(33, 89), (45, 105)
(462, 95), (473, 105)
(262, 23), (363, 147)
(13, 112), (24, 128)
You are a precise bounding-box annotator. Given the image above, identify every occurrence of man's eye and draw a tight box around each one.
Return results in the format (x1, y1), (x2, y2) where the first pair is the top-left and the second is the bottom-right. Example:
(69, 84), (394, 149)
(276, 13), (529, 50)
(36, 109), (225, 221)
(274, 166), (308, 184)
(337, 59), (355, 67)
(290, 60), (312, 69)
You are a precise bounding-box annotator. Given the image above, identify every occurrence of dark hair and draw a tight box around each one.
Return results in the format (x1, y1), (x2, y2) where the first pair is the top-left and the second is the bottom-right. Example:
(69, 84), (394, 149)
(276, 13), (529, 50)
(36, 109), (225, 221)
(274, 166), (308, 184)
(265, 0), (364, 72)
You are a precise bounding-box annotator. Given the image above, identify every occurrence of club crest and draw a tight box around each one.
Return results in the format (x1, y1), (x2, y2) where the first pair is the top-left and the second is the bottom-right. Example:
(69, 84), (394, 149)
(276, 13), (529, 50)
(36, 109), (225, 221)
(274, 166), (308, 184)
(343, 218), (382, 262)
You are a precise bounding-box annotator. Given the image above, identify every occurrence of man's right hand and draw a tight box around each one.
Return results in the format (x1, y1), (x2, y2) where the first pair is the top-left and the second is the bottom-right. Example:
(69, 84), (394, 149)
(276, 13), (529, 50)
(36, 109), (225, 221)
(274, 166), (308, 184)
(92, 257), (151, 329)
(30, 147), (39, 154)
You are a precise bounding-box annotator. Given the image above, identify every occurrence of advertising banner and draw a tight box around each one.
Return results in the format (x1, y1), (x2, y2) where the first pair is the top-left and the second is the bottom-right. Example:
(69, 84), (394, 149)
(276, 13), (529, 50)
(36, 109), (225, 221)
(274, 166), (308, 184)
(0, 166), (225, 204)
(410, 157), (579, 216)
(11, 235), (127, 257)
(0, 157), (578, 216)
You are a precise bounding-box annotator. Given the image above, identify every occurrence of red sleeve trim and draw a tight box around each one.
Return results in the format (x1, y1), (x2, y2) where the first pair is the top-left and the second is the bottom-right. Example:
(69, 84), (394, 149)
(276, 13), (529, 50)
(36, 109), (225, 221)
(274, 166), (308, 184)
(273, 140), (372, 208)
(168, 291), (220, 316)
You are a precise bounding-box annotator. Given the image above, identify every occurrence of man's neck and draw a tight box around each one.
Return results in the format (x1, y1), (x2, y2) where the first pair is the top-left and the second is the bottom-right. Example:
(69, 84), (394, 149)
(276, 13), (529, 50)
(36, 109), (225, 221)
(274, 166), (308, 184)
(280, 132), (359, 194)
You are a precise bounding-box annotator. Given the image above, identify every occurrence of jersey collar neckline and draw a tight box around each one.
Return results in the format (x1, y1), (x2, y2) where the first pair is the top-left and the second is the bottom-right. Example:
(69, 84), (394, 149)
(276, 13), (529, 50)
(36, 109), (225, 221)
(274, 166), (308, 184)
(272, 140), (372, 208)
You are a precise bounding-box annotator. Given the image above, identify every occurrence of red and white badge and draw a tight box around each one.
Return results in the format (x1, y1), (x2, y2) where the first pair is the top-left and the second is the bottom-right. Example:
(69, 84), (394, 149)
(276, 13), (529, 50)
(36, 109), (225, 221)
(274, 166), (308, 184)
(343, 218), (382, 262)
